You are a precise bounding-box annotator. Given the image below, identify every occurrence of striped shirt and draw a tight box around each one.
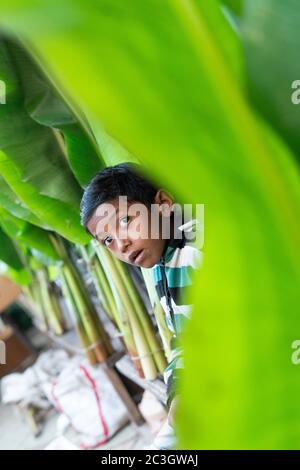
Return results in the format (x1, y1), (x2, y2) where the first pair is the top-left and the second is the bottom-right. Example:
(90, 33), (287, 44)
(151, 219), (202, 406)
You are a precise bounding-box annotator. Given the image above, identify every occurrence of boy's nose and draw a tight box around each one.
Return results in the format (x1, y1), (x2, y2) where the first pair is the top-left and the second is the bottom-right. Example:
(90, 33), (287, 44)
(116, 237), (131, 253)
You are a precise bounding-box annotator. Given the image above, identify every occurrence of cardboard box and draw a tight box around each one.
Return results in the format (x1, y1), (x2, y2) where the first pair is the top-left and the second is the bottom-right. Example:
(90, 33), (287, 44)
(0, 276), (21, 313)
(0, 325), (33, 378)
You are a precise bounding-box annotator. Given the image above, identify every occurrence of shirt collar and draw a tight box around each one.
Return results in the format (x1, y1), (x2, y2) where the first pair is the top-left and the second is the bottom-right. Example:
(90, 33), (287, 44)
(159, 218), (199, 264)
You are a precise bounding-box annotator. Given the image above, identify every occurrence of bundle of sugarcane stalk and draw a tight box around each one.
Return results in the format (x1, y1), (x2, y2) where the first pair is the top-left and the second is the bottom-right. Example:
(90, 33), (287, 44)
(26, 266), (65, 336)
(49, 235), (113, 364)
(141, 268), (173, 362)
(0, 218), (113, 365)
(0, 206), (170, 375)
(88, 243), (168, 380)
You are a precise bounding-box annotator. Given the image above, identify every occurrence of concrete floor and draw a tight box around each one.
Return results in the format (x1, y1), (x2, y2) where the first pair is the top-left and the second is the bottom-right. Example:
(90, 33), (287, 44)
(0, 402), (153, 450)
(0, 326), (156, 450)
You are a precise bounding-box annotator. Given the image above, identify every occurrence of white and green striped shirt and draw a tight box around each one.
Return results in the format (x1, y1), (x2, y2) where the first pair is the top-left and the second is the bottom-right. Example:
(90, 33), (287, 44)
(151, 219), (202, 406)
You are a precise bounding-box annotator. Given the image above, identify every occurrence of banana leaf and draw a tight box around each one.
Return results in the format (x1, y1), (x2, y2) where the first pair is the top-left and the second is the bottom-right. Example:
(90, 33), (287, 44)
(0, 226), (32, 284)
(0, 225), (24, 271)
(8, 38), (105, 187)
(0, 174), (48, 228)
(221, 0), (243, 16)
(0, 207), (61, 261)
(0, 38), (89, 244)
(243, 0), (300, 160)
(0, 261), (31, 285)
(1, 0), (300, 449)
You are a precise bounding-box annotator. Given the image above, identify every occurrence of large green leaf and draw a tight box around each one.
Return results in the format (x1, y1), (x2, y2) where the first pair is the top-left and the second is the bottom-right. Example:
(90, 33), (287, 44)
(1, 0), (300, 449)
(221, 0), (243, 16)
(87, 116), (138, 167)
(0, 226), (24, 271)
(10, 39), (105, 187)
(243, 0), (300, 160)
(0, 38), (90, 244)
(0, 262), (31, 285)
(0, 208), (61, 261)
(0, 173), (48, 228)
(0, 234), (32, 285)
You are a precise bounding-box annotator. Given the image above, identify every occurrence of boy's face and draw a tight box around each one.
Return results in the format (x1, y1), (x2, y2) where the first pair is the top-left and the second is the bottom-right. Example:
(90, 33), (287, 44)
(87, 192), (173, 268)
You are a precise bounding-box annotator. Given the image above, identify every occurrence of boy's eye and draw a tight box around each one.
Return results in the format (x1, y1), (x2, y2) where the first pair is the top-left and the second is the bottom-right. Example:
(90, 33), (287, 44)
(102, 236), (113, 247)
(119, 215), (130, 227)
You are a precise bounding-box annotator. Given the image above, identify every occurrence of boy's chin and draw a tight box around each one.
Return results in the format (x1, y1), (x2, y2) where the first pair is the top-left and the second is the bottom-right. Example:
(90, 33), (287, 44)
(137, 260), (155, 269)
(137, 257), (158, 269)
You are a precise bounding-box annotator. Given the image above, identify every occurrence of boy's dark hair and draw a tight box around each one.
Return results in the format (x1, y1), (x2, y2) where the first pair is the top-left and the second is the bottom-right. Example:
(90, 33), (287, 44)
(80, 162), (159, 231)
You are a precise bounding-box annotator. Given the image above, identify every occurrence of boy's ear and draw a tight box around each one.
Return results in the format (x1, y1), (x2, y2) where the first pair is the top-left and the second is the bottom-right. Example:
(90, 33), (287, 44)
(154, 190), (174, 216)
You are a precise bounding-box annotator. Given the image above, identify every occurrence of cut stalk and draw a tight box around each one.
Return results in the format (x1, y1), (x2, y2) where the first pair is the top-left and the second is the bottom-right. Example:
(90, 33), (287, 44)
(25, 279), (48, 331)
(78, 245), (110, 315)
(141, 267), (173, 361)
(37, 268), (64, 335)
(62, 263), (109, 363)
(113, 257), (167, 373)
(60, 269), (97, 365)
(50, 234), (112, 362)
(95, 244), (158, 379)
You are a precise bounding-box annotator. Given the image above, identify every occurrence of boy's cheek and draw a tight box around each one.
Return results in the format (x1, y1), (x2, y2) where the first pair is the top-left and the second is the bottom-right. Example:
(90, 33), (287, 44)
(145, 242), (166, 267)
(128, 221), (150, 240)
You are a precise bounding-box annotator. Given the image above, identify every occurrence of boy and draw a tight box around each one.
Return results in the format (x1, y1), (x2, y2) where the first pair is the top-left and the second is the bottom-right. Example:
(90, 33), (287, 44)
(80, 163), (202, 449)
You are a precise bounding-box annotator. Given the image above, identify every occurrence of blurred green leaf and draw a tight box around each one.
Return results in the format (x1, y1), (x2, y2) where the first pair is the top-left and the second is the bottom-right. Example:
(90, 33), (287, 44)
(0, 0), (300, 449)
(221, 0), (243, 16)
(0, 226), (24, 271)
(29, 248), (61, 267)
(243, 0), (300, 161)
(0, 261), (32, 285)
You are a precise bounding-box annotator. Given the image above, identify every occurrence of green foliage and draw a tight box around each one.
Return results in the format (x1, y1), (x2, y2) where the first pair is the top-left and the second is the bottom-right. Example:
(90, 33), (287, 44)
(0, 0), (299, 449)
(0, 38), (90, 244)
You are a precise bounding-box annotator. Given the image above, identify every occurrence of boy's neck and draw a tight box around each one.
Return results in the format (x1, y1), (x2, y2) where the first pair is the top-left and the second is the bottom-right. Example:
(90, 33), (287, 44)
(159, 212), (186, 262)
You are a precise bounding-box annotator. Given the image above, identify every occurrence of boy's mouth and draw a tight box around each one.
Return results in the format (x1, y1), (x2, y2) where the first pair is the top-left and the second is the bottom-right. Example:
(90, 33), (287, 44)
(129, 249), (145, 265)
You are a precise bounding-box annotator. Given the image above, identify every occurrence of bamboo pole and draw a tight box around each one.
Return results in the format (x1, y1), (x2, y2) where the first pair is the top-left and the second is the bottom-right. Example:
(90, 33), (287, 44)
(141, 267), (173, 361)
(95, 244), (158, 379)
(60, 269), (97, 365)
(113, 257), (167, 373)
